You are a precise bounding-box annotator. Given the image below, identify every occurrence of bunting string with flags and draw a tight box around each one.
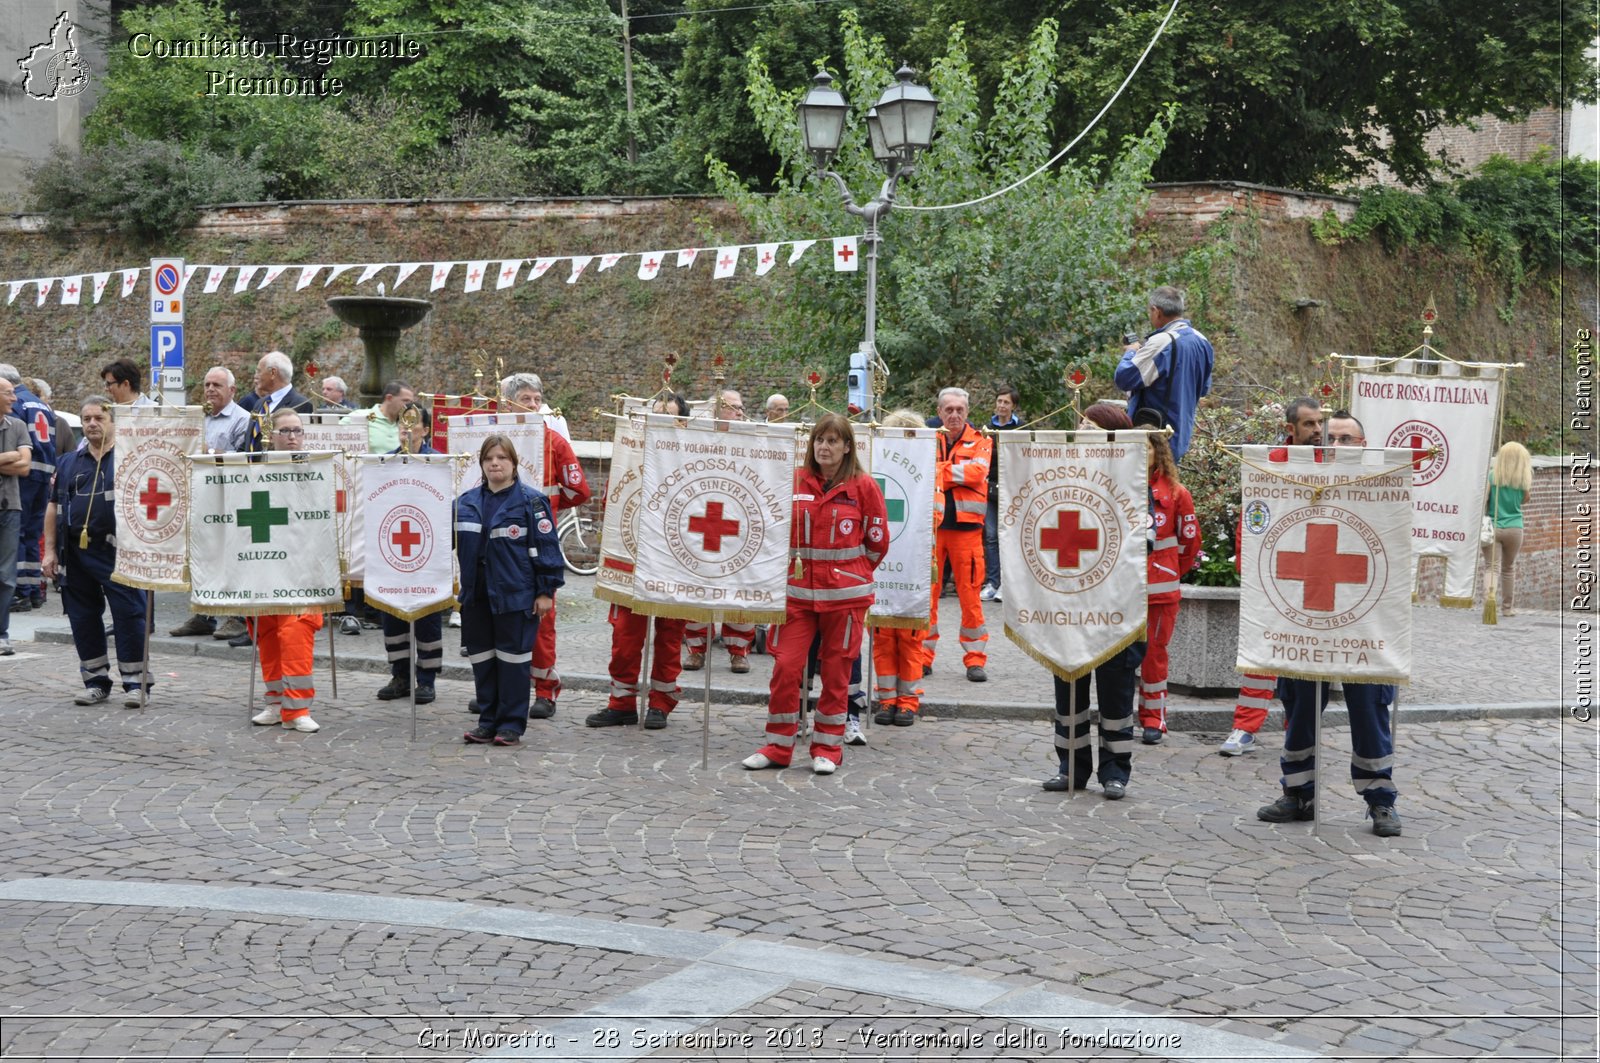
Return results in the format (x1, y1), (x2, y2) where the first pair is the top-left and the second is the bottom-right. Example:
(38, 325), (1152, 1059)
(998, 429), (1150, 681)
(595, 399), (650, 609)
(1, 233), (869, 306)
(111, 405), (206, 592)
(866, 426), (938, 628)
(631, 415), (794, 625)
(185, 451), (344, 616)
(1345, 356), (1507, 607)
(357, 454), (460, 622)
(1236, 445), (1414, 683)
(447, 412), (545, 493)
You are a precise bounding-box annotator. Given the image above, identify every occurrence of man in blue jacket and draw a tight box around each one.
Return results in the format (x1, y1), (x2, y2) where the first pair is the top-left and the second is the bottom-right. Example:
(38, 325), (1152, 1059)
(0, 364), (56, 613)
(1113, 285), (1213, 460)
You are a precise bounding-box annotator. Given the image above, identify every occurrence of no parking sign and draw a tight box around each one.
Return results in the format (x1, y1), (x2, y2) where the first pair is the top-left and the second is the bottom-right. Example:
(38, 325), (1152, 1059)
(149, 257), (186, 404)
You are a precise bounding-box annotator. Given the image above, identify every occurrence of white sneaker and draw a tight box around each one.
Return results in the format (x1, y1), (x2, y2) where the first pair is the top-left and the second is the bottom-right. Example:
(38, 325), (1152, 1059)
(991, 587), (1003, 602)
(742, 753), (775, 770)
(74, 686), (110, 706)
(251, 708), (280, 726)
(123, 691), (145, 709)
(979, 585), (996, 601)
(286, 716), (320, 733)
(1218, 729), (1257, 756)
(811, 756), (837, 775)
(843, 716), (866, 746)
(0, 637), (12, 656)
(448, 611), (462, 628)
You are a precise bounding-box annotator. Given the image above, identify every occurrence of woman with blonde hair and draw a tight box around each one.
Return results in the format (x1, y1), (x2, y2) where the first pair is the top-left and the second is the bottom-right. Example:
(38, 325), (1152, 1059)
(1484, 441), (1534, 616)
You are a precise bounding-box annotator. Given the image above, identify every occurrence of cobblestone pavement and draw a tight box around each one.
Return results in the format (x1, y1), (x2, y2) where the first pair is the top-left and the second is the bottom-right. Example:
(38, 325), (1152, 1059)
(0, 619), (1594, 1061)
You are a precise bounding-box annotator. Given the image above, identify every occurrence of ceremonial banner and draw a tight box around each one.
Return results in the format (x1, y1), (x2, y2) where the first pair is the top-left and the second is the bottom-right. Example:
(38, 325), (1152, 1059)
(428, 393), (495, 452)
(632, 416), (793, 624)
(1237, 446), (1413, 682)
(187, 452), (344, 615)
(866, 427), (937, 627)
(1349, 359), (1504, 605)
(299, 417), (370, 584)
(111, 405), (206, 591)
(357, 454), (458, 621)
(595, 399), (650, 607)
(447, 412), (545, 493)
(998, 430), (1149, 681)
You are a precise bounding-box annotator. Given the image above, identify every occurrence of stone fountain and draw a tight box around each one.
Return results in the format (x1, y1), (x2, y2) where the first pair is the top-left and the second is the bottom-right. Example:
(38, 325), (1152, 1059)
(325, 295), (433, 408)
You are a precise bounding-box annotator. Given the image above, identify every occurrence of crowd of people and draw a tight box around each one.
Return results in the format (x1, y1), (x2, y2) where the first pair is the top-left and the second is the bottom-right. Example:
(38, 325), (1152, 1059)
(4, 283), (1524, 840)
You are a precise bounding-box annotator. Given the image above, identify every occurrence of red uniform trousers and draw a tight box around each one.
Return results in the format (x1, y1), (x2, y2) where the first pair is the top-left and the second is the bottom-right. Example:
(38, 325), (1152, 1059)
(530, 595), (560, 701)
(756, 602), (865, 767)
(925, 527), (987, 668)
(1233, 674), (1276, 733)
(606, 605), (686, 714)
(250, 612), (323, 722)
(1139, 599), (1179, 733)
(871, 625), (925, 715)
(684, 621), (754, 658)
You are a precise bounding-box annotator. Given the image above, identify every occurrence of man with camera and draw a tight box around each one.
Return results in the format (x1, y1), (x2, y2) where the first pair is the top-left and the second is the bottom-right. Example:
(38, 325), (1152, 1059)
(1114, 285), (1213, 460)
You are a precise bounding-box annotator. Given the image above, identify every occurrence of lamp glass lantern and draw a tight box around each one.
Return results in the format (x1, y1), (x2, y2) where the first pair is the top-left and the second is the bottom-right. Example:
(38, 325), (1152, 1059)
(865, 107), (894, 165)
(872, 65), (939, 154)
(798, 71), (849, 171)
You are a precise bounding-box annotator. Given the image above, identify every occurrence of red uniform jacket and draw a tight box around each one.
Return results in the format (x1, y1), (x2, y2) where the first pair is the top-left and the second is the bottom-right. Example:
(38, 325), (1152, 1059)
(1149, 471), (1199, 603)
(788, 469), (888, 611)
(544, 431), (592, 512)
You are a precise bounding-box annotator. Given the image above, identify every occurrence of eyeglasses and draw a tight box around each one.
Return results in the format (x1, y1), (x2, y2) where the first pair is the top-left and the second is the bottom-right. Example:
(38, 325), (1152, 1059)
(273, 427), (305, 437)
(102, 379), (118, 387)
(1328, 434), (1362, 445)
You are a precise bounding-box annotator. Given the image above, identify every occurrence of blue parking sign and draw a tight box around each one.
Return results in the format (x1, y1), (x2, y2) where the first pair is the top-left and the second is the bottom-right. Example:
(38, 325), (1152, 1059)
(151, 324), (184, 370)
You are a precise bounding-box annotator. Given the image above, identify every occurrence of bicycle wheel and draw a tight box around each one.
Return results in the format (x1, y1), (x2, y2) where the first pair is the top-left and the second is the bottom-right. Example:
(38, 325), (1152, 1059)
(558, 513), (601, 576)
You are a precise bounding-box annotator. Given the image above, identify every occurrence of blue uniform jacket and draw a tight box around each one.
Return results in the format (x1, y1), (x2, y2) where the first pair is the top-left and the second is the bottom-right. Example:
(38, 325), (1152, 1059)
(15, 383), (57, 482)
(455, 480), (564, 614)
(53, 445), (118, 541)
(1113, 319), (1214, 460)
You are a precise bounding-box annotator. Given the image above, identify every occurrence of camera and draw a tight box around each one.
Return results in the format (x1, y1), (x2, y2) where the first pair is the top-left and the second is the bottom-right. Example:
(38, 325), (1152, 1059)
(1123, 331), (1140, 346)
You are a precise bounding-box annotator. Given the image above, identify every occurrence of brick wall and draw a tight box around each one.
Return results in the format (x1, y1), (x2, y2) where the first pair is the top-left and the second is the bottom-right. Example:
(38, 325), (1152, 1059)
(1143, 182), (1357, 226)
(1415, 457), (1589, 610)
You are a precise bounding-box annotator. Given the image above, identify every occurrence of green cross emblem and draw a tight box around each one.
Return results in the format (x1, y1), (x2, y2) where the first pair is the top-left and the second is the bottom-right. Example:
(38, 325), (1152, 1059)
(874, 476), (906, 523)
(236, 489), (289, 543)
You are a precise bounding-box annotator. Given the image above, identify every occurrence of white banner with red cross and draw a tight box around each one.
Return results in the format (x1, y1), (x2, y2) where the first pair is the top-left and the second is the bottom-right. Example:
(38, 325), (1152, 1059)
(866, 427), (938, 627)
(595, 399), (650, 608)
(448, 412), (546, 494)
(997, 430), (1149, 681)
(631, 416), (794, 624)
(356, 454), (459, 621)
(1348, 359), (1504, 606)
(186, 451), (344, 616)
(1237, 445), (1413, 682)
(111, 405), (206, 591)
(300, 416), (371, 583)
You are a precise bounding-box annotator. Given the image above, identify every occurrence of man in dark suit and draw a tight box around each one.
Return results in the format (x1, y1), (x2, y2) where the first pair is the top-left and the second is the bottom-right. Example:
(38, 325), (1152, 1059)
(238, 350), (314, 451)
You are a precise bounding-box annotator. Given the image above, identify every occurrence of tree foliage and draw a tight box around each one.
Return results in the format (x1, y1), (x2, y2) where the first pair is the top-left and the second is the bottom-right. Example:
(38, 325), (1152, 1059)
(710, 12), (1170, 413)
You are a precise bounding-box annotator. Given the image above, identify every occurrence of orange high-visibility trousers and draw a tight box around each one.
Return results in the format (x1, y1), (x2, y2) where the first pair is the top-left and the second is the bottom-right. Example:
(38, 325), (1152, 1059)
(252, 612), (323, 722)
(871, 625), (926, 715)
(925, 527), (987, 669)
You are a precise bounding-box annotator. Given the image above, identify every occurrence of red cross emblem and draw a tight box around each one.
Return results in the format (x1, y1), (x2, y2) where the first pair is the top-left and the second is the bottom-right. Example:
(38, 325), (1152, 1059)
(65, 282), (78, 296)
(761, 251), (773, 265)
(688, 501), (741, 552)
(645, 258), (658, 271)
(719, 255), (734, 270)
(139, 476), (172, 521)
(469, 267), (482, 283)
(31, 410), (51, 441)
(836, 244), (854, 264)
(1405, 433), (1429, 471)
(390, 519), (423, 558)
(1040, 509), (1099, 569)
(501, 264), (516, 280)
(1275, 522), (1368, 611)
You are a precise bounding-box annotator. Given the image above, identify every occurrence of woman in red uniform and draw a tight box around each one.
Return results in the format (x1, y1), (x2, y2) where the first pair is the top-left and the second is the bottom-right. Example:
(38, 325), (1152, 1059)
(744, 412), (887, 775)
(1137, 427), (1199, 742)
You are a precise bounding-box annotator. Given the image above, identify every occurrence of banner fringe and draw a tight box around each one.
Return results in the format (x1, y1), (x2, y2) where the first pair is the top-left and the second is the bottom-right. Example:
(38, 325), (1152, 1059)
(1438, 595), (1475, 609)
(594, 585), (638, 610)
(868, 614), (930, 631)
(1236, 664), (1410, 686)
(365, 599), (457, 623)
(629, 602), (786, 626)
(203, 603), (345, 617)
(1004, 623), (1147, 683)
(111, 574), (189, 593)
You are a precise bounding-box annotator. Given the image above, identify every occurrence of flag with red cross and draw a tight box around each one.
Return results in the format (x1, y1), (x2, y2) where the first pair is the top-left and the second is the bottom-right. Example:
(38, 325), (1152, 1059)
(110, 405), (206, 591)
(358, 454), (458, 621)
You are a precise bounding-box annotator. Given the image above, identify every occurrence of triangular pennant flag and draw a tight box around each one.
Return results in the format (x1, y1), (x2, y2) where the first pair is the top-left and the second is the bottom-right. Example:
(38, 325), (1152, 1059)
(323, 265), (354, 286)
(6, 281), (21, 305)
(35, 279), (53, 306)
(529, 257), (556, 281)
(713, 246), (740, 279)
(832, 236), (857, 272)
(788, 240), (816, 264)
(832, 236), (859, 272)
(567, 256), (593, 284)
(179, 265), (197, 293)
(430, 262), (453, 291)
(755, 242), (781, 276)
(638, 252), (664, 281)
(60, 276), (82, 305)
(676, 248), (699, 268)
(357, 264), (386, 286)
(394, 263), (423, 289)
(91, 272), (111, 304)
(203, 266), (228, 293)
(233, 266), (260, 293)
(495, 260), (522, 289)
(598, 253), (623, 272)
(463, 260), (488, 293)
(257, 265), (288, 289)
(295, 265), (322, 291)
(120, 269), (140, 297)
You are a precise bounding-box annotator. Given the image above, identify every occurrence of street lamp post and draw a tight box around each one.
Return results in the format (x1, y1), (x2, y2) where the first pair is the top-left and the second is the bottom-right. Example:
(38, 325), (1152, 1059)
(797, 66), (938, 419)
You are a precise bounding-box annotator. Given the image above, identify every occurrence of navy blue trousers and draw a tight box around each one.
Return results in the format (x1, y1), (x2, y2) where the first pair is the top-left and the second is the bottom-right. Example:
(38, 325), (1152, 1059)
(1278, 678), (1397, 808)
(461, 598), (537, 737)
(62, 540), (149, 693)
(382, 610), (444, 686)
(1051, 641), (1145, 787)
